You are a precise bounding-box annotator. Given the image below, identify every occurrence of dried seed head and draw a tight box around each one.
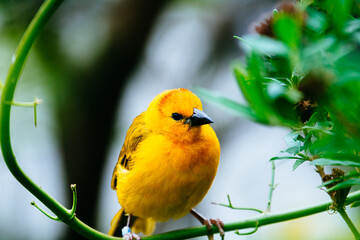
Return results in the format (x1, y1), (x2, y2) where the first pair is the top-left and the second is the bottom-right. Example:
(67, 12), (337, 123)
(322, 168), (351, 210)
(296, 69), (334, 123)
(255, 14), (275, 37)
(255, 1), (305, 37)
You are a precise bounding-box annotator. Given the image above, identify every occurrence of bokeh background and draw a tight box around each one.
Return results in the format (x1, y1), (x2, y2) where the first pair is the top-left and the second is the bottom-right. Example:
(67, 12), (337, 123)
(0, 0), (358, 239)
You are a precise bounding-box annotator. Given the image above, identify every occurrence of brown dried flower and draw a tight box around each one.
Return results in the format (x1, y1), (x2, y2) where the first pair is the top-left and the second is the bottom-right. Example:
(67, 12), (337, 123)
(255, 1), (305, 37)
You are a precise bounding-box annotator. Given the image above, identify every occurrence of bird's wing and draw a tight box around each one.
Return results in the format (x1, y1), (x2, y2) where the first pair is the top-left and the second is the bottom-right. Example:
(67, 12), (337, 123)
(111, 112), (149, 189)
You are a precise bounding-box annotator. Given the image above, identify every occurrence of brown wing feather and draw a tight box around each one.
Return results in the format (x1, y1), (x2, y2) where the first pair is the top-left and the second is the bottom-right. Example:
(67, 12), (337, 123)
(111, 112), (148, 189)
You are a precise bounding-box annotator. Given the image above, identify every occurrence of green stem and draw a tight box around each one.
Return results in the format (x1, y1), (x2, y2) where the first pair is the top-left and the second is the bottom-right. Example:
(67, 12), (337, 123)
(69, 184), (77, 218)
(214, 203), (264, 214)
(6, 98), (41, 126)
(31, 201), (61, 222)
(9, 101), (37, 107)
(0, 0), (118, 239)
(235, 221), (259, 235)
(267, 161), (276, 212)
(142, 190), (360, 240)
(338, 208), (360, 240)
(212, 194), (263, 213)
(0, 0), (69, 219)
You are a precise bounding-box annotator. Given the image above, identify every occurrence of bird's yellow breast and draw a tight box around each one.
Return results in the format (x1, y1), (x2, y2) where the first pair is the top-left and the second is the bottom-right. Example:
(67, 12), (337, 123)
(115, 124), (220, 221)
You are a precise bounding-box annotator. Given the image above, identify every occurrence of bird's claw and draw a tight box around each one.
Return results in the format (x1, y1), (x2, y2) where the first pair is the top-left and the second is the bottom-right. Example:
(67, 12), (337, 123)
(122, 226), (141, 240)
(123, 233), (141, 240)
(211, 218), (225, 240)
(204, 218), (225, 240)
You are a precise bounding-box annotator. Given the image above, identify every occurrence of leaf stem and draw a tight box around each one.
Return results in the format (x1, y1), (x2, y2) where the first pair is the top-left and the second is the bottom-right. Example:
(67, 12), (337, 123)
(338, 208), (360, 240)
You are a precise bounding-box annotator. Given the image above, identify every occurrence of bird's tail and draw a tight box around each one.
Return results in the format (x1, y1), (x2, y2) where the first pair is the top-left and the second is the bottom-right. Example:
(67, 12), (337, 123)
(108, 208), (156, 237)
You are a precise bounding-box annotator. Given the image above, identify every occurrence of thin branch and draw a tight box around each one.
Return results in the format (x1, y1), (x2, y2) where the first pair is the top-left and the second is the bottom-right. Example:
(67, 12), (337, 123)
(314, 165), (360, 238)
(142, 190), (360, 240)
(212, 194), (263, 213)
(7, 97), (42, 126)
(266, 161), (276, 212)
(31, 201), (61, 222)
(34, 97), (40, 127)
(6, 98), (43, 107)
(338, 208), (360, 240)
(32, 184), (77, 222)
(235, 221), (259, 235)
(0, 0), (71, 220)
(0, 0), (129, 238)
(69, 184), (77, 218)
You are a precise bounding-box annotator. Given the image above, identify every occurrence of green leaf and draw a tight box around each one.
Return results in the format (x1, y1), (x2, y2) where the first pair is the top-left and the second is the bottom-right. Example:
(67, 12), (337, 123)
(273, 9), (279, 17)
(194, 87), (262, 123)
(265, 82), (301, 125)
(293, 159), (306, 171)
(310, 158), (360, 167)
(303, 132), (313, 152)
(328, 43), (355, 64)
(285, 88), (303, 103)
(302, 36), (336, 59)
(233, 63), (252, 103)
(284, 131), (302, 147)
(284, 146), (301, 155)
(274, 14), (301, 49)
(345, 19), (360, 34)
(350, 201), (360, 208)
(263, 77), (291, 87)
(270, 156), (303, 161)
(303, 111), (333, 133)
(301, 125), (333, 134)
(309, 134), (360, 157)
(267, 57), (293, 80)
(327, 179), (360, 191)
(329, 0), (352, 32)
(235, 35), (289, 56)
(306, 8), (327, 34)
(267, 82), (286, 100)
(317, 153), (360, 162)
(233, 57), (275, 124)
(318, 172), (360, 188)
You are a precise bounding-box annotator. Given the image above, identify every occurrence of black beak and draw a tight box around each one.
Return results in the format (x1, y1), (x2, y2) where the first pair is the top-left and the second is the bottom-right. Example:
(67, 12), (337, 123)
(186, 108), (214, 126)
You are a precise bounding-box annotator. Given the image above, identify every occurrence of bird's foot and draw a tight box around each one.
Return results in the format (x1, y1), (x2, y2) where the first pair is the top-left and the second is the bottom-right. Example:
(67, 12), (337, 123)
(123, 233), (141, 240)
(122, 226), (141, 240)
(190, 209), (225, 240)
(203, 218), (225, 240)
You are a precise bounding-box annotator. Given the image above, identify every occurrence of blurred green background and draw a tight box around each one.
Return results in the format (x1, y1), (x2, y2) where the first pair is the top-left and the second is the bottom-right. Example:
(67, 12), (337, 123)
(0, 0), (358, 239)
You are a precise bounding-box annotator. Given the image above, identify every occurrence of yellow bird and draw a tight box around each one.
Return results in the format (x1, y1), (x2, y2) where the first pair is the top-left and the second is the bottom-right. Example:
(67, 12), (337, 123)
(109, 88), (223, 240)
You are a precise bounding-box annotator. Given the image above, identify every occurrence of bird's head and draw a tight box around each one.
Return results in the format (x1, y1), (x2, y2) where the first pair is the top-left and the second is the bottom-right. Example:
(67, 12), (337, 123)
(145, 88), (214, 142)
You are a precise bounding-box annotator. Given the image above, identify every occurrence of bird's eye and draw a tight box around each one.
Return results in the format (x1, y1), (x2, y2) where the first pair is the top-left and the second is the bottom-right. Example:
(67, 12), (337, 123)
(171, 113), (183, 121)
